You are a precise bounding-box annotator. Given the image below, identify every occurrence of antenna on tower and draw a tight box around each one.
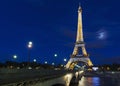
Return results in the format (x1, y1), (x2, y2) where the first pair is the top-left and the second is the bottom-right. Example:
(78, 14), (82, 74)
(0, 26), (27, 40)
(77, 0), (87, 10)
(78, 2), (82, 12)
(79, 2), (81, 7)
(79, 2), (82, 8)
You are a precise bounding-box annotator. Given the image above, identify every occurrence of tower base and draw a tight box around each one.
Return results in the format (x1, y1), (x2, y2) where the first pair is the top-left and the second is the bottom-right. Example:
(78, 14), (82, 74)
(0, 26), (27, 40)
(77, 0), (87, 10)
(65, 56), (93, 69)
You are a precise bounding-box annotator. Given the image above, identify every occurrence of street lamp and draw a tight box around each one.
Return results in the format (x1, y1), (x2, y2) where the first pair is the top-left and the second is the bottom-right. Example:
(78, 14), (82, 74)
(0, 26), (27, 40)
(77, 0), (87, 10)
(33, 59), (37, 62)
(64, 58), (67, 62)
(52, 62), (55, 65)
(28, 41), (33, 67)
(29, 41), (32, 45)
(61, 64), (64, 67)
(63, 58), (67, 67)
(54, 54), (58, 65)
(45, 61), (47, 64)
(54, 54), (57, 57)
(13, 55), (17, 59)
(28, 41), (32, 48)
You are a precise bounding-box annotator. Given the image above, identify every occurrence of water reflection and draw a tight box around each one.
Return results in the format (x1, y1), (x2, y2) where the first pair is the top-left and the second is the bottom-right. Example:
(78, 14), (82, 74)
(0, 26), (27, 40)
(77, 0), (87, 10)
(92, 77), (100, 86)
(78, 76), (120, 86)
(78, 77), (101, 86)
(63, 73), (120, 86)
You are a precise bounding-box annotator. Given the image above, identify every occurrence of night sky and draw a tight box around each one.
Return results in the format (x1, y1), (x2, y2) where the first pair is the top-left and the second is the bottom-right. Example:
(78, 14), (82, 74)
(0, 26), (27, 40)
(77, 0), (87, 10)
(0, 0), (120, 65)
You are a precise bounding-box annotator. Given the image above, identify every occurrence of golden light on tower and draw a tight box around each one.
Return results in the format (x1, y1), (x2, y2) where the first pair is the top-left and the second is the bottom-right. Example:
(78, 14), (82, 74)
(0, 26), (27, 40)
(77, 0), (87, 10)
(66, 5), (93, 70)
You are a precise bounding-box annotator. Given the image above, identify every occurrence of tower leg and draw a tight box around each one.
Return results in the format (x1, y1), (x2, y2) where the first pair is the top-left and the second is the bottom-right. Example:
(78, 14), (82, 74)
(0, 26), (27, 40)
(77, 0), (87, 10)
(82, 46), (87, 56)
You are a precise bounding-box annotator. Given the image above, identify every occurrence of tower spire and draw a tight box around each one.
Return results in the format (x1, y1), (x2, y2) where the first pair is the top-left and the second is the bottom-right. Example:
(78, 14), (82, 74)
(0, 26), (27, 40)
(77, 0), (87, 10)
(79, 3), (81, 7)
(76, 4), (83, 43)
(78, 3), (82, 12)
(79, 2), (81, 6)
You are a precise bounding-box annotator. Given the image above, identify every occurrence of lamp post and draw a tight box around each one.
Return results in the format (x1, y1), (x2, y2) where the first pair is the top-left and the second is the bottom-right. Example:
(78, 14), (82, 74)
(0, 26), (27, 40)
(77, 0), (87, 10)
(28, 41), (32, 67)
(54, 54), (57, 65)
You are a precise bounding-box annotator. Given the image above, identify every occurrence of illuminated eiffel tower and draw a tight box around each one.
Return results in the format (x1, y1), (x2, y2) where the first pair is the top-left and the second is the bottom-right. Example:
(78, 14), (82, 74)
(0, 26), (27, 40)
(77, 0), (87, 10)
(66, 6), (93, 70)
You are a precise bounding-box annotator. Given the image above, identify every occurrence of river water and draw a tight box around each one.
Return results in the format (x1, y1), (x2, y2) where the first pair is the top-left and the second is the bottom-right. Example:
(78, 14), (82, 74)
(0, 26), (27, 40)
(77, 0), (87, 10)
(77, 76), (120, 86)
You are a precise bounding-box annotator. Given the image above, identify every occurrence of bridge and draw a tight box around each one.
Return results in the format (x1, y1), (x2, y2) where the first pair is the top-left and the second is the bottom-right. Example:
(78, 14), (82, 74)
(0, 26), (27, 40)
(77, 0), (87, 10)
(0, 68), (84, 86)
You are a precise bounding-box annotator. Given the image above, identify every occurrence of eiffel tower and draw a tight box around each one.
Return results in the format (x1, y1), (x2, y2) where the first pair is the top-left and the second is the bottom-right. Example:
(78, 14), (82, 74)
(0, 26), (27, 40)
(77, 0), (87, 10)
(66, 6), (93, 70)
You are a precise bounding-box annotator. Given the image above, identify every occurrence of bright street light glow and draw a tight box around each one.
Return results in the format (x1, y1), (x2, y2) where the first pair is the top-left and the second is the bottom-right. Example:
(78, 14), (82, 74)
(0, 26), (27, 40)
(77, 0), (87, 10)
(28, 44), (32, 48)
(64, 58), (67, 62)
(52, 63), (55, 65)
(33, 59), (37, 62)
(29, 41), (32, 45)
(61, 64), (64, 67)
(28, 41), (33, 48)
(45, 61), (47, 64)
(54, 54), (57, 57)
(13, 55), (17, 59)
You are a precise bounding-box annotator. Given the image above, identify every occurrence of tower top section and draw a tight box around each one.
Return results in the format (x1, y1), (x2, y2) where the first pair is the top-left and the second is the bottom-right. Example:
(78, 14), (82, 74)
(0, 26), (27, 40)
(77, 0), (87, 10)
(78, 5), (82, 12)
(76, 5), (83, 42)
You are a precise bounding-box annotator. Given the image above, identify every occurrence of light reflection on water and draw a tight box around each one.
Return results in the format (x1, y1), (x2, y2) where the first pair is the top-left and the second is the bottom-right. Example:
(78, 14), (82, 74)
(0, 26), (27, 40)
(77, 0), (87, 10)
(79, 77), (100, 86)
(78, 76), (120, 86)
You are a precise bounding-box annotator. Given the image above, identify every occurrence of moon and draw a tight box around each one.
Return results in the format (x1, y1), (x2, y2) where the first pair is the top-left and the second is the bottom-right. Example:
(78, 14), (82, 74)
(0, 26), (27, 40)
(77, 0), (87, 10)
(99, 32), (105, 39)
(97, 30), (107, 40)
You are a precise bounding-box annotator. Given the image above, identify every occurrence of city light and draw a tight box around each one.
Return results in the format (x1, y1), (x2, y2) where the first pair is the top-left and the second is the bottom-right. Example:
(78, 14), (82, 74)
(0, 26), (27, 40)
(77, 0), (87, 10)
(64, 58), (67, 62)
(61, 64), (64, 67)
(29, 41), (32, 45)
(54, 54), (57, 57)
(92, 67), (99, 71)
(27, 41), (33, 66)
(45, 61), (47, 64)
(28, 44), (32, 48)
(33, 59), (37, 62)
(52, 63), (55, 65)
(13, 55), (17, 59)
(28, 41), (33, 48)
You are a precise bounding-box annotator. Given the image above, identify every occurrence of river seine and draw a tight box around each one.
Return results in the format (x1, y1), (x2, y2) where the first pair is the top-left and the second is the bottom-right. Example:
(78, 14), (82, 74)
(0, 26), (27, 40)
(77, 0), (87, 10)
(77, 76), (120, 86)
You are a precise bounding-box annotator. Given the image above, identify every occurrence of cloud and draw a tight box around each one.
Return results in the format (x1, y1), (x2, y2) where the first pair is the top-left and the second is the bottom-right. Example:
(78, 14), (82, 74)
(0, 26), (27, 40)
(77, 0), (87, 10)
(96, 29), (108, 40)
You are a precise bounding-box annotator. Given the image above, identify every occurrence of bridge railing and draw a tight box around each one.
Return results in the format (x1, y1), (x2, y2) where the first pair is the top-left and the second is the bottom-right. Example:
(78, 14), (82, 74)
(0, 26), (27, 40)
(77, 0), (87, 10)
(0, 68), (72, 86)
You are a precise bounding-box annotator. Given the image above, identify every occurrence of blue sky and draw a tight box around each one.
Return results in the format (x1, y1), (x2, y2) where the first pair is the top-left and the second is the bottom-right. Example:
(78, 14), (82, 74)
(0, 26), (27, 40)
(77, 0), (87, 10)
(0, 0), (120, 65)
